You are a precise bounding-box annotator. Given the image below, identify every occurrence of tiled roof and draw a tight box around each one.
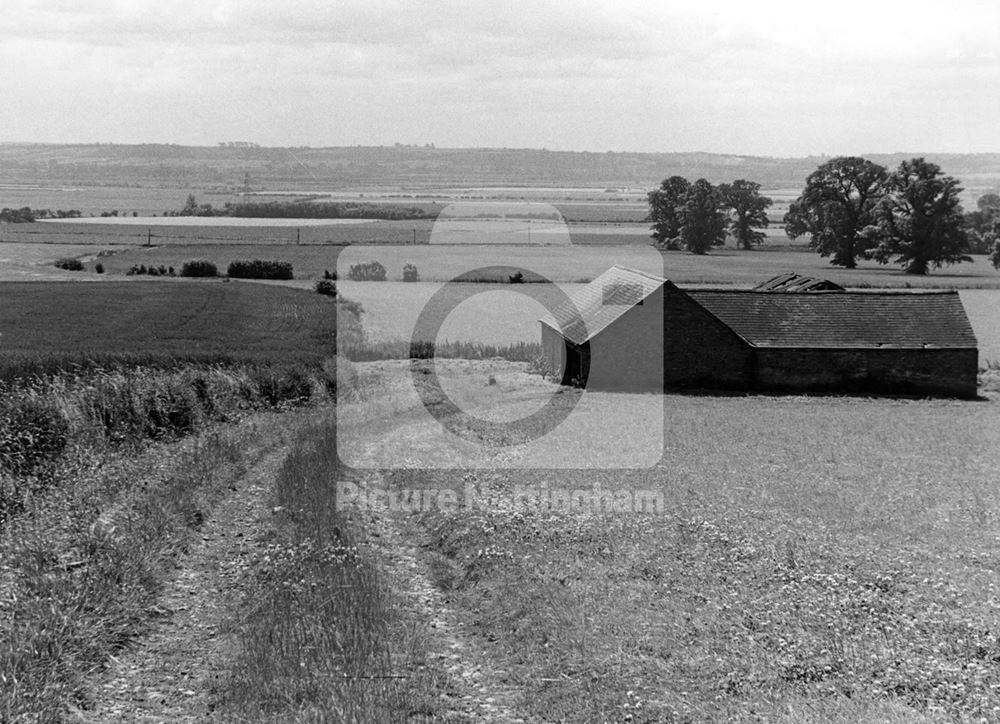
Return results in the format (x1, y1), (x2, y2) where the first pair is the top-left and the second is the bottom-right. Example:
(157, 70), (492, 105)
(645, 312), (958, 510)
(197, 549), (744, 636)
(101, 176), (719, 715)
(539, 265), (665, 344)
(753, 272), (845, 293)
(688, 290), (978, 348)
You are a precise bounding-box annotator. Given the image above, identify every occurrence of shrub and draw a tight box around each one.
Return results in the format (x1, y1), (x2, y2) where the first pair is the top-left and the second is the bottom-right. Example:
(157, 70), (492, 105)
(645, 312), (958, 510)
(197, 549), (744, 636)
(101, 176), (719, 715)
(402, 263), (419, 282)
(94, 263), (104, 274)
(509, 271), (524, 284)
(141, 380), (200, 439)
(315, 279), (337, 297)
(347, 261), (387, 281)
(323, 269), (337, 280)
(527, 353), (554, 380)
(249, 365), (314, 407)
(227, 259), (294, 280)
(180, 260), (219, 277)
(54, 258), (84, 271)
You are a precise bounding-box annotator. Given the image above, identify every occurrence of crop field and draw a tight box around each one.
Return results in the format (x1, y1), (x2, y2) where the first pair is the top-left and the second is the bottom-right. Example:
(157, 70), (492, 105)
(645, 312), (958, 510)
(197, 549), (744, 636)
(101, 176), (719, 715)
(335, 360), (1000, 721)
(0, 280), (341, 373)
(0, 184), (225, 216)
(332, 246), (1000, 288)
(3, 218), (436, 245)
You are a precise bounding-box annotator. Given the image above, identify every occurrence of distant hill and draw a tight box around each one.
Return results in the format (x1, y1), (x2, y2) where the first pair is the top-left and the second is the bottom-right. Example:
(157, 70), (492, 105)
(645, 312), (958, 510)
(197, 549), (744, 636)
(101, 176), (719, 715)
(2, 143), (999, 197)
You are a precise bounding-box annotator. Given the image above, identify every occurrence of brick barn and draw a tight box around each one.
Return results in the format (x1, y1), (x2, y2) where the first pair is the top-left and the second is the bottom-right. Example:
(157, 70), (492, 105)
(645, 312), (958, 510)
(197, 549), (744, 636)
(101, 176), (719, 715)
(538, 266), (979, 398)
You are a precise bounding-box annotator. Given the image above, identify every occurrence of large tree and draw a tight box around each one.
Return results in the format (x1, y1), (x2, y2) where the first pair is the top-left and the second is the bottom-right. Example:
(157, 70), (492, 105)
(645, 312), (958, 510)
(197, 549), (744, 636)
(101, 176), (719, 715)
(720, 179), (772, 249)
(783, 156), (888, 268)
(863, 158), (972, 275)
(647, 175), (690, 249)
(678, 178), (727, 254)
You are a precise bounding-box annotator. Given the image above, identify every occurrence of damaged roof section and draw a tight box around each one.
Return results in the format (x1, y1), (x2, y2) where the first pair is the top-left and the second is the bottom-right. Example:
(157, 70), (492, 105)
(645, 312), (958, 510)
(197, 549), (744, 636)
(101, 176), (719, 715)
(753, 272), (845, 293)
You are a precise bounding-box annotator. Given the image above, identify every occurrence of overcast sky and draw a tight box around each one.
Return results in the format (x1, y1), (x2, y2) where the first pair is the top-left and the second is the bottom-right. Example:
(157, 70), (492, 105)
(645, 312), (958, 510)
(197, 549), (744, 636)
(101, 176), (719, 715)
(3, 1), (999, 157)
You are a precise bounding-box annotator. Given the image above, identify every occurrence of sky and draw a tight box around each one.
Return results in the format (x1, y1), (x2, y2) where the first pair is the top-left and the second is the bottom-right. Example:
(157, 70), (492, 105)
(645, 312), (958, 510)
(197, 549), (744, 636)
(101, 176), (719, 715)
(2, 0), (999, 157)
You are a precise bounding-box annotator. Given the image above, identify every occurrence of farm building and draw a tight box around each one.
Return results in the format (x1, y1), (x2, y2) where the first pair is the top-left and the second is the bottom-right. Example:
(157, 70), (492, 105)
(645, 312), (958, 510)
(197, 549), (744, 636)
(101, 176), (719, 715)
(539, 266), (978, 398)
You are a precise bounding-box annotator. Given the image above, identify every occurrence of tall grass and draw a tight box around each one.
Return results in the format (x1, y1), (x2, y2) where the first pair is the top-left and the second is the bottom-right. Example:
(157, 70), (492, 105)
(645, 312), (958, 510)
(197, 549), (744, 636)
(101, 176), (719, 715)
(0, 362), (326, 524)
(218, 417), (440, 722)
(340, 338), (541, 363)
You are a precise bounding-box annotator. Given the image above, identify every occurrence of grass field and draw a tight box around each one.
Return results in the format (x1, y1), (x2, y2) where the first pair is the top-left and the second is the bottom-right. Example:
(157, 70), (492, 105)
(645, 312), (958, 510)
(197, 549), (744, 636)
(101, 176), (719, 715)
(0, 280), (343, 374)
(72, 243), (1000, 288)
(336, 360), (1000, 721)
(0, 242), (139, 281)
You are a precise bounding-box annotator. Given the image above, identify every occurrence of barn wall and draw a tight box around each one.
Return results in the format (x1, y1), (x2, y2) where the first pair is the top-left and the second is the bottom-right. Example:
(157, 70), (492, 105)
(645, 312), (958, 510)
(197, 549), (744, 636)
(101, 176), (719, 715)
(754, 347), (979, 398)
(585, 287), (666, 390)
(540, 323), (567, 382)
(661, 285), (753, 389)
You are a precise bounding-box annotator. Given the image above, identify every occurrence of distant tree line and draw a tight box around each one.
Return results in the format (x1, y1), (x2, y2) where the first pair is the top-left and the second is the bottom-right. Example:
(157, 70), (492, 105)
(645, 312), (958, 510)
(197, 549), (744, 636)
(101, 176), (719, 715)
(169, 195), (437, 221)
(651, 157), (1000, 274)
(0, 207), (82, 223)
(647, 177), (772, 254)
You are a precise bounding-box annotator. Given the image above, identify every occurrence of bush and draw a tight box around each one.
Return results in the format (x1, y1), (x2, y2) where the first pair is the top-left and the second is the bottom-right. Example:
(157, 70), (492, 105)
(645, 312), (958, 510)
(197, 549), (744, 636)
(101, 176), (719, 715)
(249, 365), (314, 407)
(54, 258), (84, 271)
(95, 263), (105, 274)
(315, 279), (337, 297)
(348, 261), (387, 281)
(227, 259), (294, 280)
(323, 269), (337, 280)
(180, 260), (219, 277)
(402, 263), (419, 282)
(509, 271), (524, 284)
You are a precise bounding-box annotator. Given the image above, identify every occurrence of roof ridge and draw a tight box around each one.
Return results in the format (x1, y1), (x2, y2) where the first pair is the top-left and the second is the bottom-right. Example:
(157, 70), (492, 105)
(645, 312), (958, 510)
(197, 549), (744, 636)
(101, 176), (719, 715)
(689, 288), (961, 296)
(608, 264), (667, 283)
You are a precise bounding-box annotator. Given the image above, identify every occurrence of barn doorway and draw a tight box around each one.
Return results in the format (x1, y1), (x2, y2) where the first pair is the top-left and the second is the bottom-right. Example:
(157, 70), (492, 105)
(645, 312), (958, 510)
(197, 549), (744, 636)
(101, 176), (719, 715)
(561, 342), (590, 387)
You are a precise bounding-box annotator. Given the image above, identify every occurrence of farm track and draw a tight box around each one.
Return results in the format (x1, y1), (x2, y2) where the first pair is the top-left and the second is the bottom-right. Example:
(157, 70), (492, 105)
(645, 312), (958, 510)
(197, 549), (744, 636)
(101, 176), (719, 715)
(347, 447), (534, 722)
(72, 430), (293, 723)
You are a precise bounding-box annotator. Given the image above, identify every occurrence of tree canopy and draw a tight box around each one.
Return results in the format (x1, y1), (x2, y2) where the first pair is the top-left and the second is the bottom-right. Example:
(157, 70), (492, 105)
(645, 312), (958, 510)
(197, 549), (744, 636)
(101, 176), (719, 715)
(647, 176), (690, 249)
(720, 180), (772, 249)
(783, 156), (888, 268)
(862, 158), (972, 275)
(964, 191), (1000, 254)
(678, 179), (727, 254)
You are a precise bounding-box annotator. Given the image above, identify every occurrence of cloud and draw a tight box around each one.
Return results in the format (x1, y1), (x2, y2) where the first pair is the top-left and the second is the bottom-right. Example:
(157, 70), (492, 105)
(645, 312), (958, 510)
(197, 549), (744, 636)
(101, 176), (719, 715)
(2, 0), (999, 154)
